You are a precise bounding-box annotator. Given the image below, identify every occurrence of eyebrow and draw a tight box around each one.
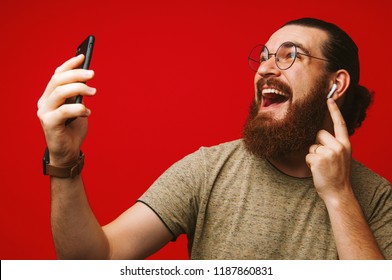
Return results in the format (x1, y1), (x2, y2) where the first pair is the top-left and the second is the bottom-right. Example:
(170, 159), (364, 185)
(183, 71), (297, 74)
(293, 42), (312, 56)
(266, 41), (313, 56)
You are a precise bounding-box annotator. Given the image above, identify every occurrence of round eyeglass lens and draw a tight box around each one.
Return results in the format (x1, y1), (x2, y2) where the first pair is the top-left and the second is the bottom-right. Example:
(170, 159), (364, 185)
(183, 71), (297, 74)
(275, 42), (296, 70)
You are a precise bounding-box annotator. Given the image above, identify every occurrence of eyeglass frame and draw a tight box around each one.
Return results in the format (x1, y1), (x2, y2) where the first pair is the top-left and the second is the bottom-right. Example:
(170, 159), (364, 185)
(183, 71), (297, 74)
(248, 41), (336, 71)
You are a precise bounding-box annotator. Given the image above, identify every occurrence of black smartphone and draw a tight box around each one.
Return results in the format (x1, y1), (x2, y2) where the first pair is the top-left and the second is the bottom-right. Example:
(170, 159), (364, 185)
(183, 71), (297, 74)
(65, 35), (95, 126)
(75, 35), (95, 104)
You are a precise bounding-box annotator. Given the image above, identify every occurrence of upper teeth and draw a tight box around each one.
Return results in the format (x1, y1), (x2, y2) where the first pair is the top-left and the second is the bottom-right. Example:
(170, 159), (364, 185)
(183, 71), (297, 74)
(262, 88), (287, 97)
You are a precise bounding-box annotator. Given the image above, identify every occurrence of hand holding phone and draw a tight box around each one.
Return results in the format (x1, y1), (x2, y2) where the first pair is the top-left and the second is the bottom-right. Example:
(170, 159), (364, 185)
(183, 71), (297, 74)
(41, 35), (96, 174)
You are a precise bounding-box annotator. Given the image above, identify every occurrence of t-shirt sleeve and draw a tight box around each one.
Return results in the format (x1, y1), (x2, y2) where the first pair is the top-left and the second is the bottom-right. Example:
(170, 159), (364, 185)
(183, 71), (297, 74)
(137, 148), (206, 239)
(368, 180), (392, 259)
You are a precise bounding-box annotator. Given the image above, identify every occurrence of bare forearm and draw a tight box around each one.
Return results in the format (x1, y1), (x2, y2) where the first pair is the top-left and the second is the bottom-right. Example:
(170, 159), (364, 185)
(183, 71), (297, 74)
(325, 191), (384, 259)
(50, 175), (109, 259)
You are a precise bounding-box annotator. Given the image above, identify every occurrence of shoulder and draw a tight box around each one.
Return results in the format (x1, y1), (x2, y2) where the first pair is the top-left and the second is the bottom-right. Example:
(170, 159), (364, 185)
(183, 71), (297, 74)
(197, 139), (249, 160)
(165, 139), (246, 169)
(351, 159), (391, 212)
(150, 139), (249, 185)
(351, 160), (391, 188)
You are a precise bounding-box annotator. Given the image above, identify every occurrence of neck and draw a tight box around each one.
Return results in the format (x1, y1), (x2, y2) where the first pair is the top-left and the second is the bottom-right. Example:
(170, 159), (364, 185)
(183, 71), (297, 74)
(268, 149), (312, 178)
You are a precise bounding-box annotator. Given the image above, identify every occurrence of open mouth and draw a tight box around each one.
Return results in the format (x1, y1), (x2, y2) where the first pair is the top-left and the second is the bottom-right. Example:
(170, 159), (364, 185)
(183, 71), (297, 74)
(260, 88), (290, 108)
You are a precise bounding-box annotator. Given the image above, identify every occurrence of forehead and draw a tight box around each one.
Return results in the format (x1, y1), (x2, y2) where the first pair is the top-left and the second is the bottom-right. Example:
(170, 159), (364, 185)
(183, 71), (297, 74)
(266, 25), (328, 54)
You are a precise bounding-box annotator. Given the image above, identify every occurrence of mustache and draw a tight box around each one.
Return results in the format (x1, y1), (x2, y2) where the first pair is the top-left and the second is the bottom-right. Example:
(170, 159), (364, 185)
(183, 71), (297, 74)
(256, 78), (293, 101)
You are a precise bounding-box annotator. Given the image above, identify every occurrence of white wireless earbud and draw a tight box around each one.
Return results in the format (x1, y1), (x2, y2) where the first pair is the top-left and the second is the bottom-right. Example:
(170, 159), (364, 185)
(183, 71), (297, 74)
(327, 83), (337, 99)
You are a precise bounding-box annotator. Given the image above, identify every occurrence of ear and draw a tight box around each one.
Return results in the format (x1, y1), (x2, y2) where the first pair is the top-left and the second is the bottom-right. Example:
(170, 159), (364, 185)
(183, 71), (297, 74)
(329, 69), (350, 103)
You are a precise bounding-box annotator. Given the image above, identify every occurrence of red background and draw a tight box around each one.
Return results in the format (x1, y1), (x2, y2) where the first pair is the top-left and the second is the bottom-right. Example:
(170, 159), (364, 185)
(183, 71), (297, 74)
(1, 0), (391, 260)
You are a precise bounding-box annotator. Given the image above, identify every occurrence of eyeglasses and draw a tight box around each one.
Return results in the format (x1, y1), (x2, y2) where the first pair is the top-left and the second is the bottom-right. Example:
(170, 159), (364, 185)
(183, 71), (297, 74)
(248, 41), (332, 71)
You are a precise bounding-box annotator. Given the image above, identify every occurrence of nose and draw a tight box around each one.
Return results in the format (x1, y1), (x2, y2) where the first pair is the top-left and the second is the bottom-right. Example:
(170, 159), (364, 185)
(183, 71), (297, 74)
(256, 55), (281, 78)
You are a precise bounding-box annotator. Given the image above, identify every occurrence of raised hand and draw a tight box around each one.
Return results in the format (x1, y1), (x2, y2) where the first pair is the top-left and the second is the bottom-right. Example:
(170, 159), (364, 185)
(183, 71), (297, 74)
(37, 54), (96, 166)
(306, 98), (352, 203)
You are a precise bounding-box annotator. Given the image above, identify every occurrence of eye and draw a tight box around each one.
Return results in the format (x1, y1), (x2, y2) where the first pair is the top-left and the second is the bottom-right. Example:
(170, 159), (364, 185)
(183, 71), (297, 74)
(287, 51), (296, 59)
(277, 49), (295, 62)
(295, 52), (304, 59)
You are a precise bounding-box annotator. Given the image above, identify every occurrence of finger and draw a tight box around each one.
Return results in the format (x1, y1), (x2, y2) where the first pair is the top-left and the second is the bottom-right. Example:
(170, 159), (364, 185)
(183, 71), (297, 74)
(327, 99), (350, 145)
(39, 69), (95, 107)
(309, 144), (319, 154)
(315, 129), (343, 151)
(54, 54), (85, 74)
(309, 143), (327, 155)
(42, 104), (91, 127)
(48, 68), (94, 92)
(306, 152), (326, 172)
(56, 103), (91, 120)
(44, 83), (96, 111)
(38, 54), (89, 106)
(305, 153), (317, 169)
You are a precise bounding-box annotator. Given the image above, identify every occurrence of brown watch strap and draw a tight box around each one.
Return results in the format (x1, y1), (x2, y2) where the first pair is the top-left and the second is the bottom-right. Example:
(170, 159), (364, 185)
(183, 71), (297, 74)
(44, 153), (85, 178)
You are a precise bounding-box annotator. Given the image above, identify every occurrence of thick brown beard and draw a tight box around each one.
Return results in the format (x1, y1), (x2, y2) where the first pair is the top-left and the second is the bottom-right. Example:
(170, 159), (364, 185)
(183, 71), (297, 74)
(243, 77), (329, 159)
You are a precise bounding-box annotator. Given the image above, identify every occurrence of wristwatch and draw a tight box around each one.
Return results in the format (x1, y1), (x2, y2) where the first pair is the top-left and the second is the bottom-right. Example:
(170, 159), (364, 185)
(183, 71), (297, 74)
(43, 147), (84, 178)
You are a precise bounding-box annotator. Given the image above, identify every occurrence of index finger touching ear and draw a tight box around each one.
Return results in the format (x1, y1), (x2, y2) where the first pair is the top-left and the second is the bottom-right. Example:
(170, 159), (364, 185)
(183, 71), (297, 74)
(327, 98), (350, 144)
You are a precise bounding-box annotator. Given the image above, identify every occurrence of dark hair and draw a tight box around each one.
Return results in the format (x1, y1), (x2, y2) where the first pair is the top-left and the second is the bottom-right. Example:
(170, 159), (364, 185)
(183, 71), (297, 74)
(283, 18), (373, 135)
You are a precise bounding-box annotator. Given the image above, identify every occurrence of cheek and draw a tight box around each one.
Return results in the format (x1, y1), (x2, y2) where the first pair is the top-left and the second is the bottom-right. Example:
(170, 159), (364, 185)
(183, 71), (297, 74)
(292, 87), (308, 103)
(288, 75), (311, 102)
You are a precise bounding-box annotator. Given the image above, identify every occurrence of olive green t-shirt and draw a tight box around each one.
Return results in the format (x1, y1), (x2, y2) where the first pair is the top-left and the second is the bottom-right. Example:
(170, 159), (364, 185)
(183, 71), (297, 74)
(138, 139), (392, 259)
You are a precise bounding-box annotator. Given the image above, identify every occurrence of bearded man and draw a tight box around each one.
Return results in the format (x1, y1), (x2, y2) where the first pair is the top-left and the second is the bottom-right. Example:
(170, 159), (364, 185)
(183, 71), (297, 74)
(37, 18), (392, 259)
